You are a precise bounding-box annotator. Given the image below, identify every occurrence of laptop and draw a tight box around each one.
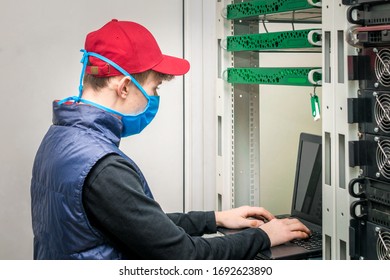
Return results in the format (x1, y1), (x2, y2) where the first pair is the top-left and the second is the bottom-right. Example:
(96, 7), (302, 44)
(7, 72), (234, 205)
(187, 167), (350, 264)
(219, 132), (323, 260)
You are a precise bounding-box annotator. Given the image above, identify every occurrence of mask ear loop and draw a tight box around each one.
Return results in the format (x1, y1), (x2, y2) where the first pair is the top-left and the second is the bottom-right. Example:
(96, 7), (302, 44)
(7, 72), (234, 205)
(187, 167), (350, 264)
(78, 49), (89, 100)
(59, 50), (151, 107)
(84, 51), (150, 100)
(57, 50), (89, 105)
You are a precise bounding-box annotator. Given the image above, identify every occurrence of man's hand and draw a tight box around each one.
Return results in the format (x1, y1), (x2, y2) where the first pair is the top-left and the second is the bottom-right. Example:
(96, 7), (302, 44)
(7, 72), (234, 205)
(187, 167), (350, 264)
(259, 218), (311, 247)
(215, 206), (275, 229)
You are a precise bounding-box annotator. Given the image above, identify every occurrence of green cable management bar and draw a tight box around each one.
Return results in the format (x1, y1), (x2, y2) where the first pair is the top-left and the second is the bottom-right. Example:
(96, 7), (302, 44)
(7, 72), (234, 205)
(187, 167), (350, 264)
(226, 67), (322, 86)
(226, 29), (322, 52)
(227, 0), (322, 21)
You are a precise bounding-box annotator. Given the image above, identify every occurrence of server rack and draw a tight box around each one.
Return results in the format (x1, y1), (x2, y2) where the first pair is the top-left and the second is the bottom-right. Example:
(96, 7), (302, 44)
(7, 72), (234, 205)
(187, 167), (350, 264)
(217, 0), (324, 243)
(216, 0), (390, 260)
(344, 0), (390, 260)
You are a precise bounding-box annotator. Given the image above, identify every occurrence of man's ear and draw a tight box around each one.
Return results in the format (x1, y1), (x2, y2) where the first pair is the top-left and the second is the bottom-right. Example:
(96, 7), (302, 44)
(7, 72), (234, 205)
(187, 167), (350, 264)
(117, 76), (132, 99)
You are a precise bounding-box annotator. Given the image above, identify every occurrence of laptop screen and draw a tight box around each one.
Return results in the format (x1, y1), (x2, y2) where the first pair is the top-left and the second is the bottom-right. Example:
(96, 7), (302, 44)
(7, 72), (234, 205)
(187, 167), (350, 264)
(291, 133), (322, 226)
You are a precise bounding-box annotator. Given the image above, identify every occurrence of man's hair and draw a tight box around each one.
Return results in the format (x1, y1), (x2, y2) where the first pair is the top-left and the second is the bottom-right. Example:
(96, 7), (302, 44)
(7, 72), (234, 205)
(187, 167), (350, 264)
(83, 69), (174, 91)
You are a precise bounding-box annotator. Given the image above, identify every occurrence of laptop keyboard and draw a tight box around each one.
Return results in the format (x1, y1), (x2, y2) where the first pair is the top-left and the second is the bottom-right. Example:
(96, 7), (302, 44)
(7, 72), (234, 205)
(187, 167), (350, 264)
(291, 230), (322, 250)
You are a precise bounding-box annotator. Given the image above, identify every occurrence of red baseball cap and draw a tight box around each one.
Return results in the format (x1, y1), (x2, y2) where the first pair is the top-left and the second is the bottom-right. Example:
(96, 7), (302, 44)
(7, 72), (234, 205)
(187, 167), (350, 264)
(84, 19), (190, 77)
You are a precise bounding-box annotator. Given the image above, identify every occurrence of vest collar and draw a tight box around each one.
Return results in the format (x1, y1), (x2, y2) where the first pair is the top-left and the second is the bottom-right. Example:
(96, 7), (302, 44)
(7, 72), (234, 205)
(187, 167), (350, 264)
(52, 101), (122, 146)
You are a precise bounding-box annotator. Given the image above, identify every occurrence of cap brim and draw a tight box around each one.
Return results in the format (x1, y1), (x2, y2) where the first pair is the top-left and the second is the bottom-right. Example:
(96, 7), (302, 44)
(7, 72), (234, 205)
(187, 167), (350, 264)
(152, 55), (190, 76)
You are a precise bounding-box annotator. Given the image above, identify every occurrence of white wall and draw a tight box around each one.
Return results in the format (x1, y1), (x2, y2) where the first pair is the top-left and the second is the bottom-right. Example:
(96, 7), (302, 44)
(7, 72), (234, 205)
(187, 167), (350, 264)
(0, 0), (186, 260)
(0, 0), (320, 260)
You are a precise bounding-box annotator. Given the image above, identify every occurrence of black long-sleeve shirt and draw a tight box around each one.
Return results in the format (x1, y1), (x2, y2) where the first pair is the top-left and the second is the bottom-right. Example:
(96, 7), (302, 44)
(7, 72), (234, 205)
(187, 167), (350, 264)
(82, 154), (270, 259)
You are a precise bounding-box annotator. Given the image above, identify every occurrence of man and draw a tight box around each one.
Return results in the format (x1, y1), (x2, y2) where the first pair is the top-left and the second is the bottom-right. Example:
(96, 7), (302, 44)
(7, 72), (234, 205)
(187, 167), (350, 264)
(31, 19), (310, 259)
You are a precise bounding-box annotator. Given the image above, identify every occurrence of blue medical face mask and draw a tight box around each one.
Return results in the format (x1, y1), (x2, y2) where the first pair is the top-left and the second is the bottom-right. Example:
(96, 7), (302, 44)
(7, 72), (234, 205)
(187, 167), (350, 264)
(58, 50), (160, 137)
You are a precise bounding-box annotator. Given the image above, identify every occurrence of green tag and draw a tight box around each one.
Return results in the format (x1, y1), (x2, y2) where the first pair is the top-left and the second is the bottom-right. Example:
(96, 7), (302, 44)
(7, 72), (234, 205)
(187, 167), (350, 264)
(311, 94), (321, 121)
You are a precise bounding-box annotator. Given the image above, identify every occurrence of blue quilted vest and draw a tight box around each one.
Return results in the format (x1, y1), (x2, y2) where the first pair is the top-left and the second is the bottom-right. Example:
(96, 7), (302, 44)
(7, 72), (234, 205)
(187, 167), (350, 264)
(31, 101), (154, 259)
